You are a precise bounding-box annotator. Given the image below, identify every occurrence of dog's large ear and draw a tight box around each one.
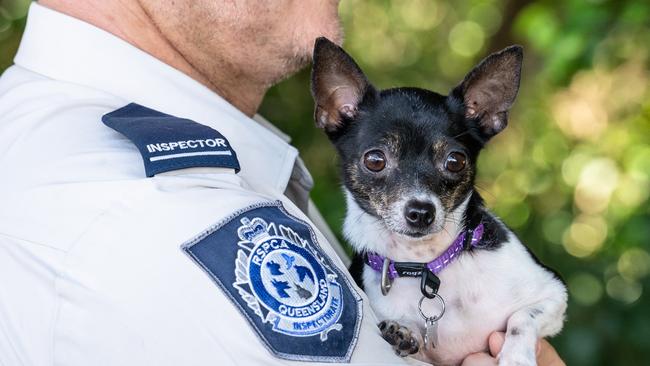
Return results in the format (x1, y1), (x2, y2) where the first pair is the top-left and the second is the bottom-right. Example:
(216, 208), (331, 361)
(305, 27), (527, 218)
(311, 37), (376, 132)
(451, 45), (523, 140)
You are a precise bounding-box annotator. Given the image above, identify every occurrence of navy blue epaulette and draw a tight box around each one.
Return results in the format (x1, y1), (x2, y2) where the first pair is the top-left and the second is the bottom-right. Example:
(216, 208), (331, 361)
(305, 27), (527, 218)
(102, 103), (240, 177)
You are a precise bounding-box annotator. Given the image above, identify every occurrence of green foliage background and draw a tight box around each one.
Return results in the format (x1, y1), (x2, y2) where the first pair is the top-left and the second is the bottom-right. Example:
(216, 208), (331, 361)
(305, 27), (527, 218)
(1, 0), (649, 365)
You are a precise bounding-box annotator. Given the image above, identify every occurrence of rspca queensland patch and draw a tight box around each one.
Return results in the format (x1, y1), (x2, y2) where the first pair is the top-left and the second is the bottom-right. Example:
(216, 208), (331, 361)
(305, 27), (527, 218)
(182, 202), (362, 362)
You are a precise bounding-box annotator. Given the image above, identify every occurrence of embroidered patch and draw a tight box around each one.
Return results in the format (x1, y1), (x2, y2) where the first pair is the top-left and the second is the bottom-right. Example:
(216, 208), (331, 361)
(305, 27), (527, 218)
(102, 103), (240, 177)
(182, 202), (362, 363)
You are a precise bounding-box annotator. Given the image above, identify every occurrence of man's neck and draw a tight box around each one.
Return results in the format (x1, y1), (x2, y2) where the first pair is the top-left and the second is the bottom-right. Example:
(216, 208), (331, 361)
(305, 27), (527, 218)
(39, 0), (265, 116)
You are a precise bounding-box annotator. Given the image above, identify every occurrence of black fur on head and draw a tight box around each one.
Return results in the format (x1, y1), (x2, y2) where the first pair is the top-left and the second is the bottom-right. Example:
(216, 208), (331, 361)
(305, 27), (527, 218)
(311, 37), (522, 239)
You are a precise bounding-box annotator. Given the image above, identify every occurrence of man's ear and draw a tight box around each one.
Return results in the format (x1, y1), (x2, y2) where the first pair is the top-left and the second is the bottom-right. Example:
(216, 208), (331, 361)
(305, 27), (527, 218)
(451, 45), (523, 139)
(310, 37), (376, 132)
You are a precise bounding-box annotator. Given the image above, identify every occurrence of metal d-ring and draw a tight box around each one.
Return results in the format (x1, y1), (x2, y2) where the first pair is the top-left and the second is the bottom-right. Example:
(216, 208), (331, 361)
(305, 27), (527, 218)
(418, 293), (446, 322)
(380, 258), (393, 296)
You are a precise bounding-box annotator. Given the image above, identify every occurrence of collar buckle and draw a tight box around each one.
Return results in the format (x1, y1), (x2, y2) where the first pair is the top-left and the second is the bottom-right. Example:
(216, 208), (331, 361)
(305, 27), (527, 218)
(420, 267), (441, 299)
(393, 262), (425, 277)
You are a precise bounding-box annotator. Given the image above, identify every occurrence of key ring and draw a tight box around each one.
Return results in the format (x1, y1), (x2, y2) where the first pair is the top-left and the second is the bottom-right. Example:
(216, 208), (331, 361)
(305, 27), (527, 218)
(418, 293), (446, 322)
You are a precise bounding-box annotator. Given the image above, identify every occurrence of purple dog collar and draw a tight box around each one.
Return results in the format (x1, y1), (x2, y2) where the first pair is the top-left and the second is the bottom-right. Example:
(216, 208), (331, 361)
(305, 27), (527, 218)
(364, 223), (485, 297)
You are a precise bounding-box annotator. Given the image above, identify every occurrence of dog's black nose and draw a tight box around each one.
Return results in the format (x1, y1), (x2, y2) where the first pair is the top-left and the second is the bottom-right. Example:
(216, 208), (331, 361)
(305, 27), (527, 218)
(404, 200), (435, 228)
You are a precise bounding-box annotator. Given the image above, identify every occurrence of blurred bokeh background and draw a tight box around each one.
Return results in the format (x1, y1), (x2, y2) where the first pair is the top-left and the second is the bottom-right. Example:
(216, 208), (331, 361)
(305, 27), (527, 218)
(2, 0), (649, 364)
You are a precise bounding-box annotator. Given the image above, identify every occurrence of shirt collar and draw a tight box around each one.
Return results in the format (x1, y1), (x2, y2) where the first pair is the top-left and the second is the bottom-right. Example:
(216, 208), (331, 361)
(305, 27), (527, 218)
(13, 3), (298, 193)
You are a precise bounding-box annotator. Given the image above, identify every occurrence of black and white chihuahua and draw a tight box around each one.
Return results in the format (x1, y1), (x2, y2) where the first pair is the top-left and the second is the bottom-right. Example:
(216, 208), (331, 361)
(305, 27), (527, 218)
(310, 37), (567, 366)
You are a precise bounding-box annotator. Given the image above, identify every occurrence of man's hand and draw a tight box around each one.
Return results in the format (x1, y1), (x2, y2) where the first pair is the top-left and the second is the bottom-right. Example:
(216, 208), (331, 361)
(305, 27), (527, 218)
(461, 332), (566, 366)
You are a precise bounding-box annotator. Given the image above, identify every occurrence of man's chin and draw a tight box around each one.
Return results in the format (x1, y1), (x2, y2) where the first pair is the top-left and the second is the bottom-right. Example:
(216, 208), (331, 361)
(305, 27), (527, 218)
(326, 23), (344, 46)
(275, 25), (343, 84)
(306, 17), (344, 56)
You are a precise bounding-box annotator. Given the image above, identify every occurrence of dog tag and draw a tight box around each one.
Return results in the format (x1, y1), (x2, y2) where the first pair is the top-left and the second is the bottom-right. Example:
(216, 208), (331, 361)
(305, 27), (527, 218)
(423, 316), (439, 349)
(418, 294), (446, 350)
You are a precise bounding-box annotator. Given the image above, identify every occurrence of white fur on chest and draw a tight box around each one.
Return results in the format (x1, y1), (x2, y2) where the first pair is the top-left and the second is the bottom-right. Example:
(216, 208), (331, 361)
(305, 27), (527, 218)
(363, 236), (564, 365)
(344, 191), (567, 365)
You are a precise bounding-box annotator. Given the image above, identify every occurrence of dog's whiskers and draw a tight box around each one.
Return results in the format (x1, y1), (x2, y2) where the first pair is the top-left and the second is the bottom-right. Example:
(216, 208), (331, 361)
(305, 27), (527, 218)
(452, 130), (471, 139)
(474, 183), (496, 200)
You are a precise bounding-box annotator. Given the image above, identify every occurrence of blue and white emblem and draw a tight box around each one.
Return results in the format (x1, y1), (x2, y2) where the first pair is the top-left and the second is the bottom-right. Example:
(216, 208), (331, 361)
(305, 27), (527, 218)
(234, 216), (344, 340)
(182, 202), (362, 363)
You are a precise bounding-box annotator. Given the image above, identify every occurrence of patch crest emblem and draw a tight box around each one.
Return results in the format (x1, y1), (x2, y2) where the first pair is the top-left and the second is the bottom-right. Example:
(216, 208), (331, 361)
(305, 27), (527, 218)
(234, 216), (344, 339)
(182, 202), (362, 363)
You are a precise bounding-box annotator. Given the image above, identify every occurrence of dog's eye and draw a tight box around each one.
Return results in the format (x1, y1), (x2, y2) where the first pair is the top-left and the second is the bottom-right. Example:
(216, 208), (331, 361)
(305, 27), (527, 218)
(363, 150), (386, 172)
(445, 152), (466, 173)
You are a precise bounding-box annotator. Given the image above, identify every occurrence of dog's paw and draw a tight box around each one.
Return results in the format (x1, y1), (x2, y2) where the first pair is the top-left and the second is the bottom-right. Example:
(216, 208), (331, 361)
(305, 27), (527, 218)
(498, 333), (537, 366)
(378, 320), (420, 357)
(497, 349), (536, 366)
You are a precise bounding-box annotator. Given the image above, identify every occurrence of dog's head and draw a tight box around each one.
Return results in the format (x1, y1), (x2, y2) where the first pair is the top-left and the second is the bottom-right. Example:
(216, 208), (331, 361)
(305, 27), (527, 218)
(310, 37), (522, 241)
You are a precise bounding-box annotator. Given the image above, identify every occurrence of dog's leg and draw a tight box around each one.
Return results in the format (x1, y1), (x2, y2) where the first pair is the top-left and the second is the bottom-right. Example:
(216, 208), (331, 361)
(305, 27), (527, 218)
(378, 320), (421, 357)
(498, 299), (567, 366)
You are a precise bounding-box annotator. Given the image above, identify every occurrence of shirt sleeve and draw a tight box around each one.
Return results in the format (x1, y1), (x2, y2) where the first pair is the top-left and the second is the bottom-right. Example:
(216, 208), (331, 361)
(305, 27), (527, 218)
(44, 172), (405, 366)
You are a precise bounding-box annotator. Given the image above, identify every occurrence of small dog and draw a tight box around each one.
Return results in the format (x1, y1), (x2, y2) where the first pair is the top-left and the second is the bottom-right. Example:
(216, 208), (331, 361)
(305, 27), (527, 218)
(310, 37), (567, 366)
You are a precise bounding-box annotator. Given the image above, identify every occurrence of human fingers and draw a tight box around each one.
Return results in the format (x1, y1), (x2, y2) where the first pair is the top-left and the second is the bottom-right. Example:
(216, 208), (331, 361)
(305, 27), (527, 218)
(487, 331), (566, 366)
(537, 338), (566, 366)
(461, 352), (498, 366)
(488, 331), (506, 357)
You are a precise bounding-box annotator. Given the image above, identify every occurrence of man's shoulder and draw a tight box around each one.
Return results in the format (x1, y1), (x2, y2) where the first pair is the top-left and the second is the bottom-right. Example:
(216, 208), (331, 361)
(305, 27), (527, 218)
(0, 67), (250, 250)
(0, 64), (133, 186)
(0, 64), (122, 113)
(0, 64), (127, 162)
